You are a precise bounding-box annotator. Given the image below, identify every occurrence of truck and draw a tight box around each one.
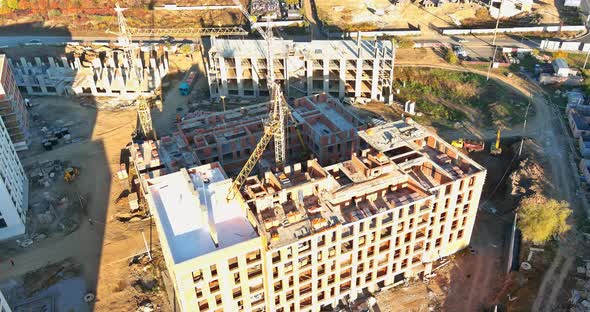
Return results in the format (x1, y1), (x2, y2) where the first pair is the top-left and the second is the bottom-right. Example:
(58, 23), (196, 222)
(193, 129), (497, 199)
(451, 138), (485, 152)
(179, 71), (197, 96)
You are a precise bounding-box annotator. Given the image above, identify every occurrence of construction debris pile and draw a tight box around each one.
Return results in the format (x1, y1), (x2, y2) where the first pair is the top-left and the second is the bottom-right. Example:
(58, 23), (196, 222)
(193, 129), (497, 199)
(27, 192), (81, 239)
(251, 0), (280, 17)
(569, 264), (590, 312)
(509, 157), (545, 197)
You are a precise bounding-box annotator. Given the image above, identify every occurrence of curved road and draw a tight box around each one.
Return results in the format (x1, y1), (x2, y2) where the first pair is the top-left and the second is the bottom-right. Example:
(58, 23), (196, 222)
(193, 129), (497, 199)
(398, 62), (586, 311)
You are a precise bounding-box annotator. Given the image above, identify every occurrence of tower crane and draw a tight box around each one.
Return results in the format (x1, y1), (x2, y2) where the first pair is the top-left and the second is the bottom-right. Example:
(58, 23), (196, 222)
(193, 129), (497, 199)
(225, 0), (290, 200)
(113, 4), (143, 82)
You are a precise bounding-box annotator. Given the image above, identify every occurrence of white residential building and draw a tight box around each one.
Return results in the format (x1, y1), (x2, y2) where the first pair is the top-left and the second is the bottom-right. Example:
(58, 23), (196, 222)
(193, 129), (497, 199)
(0, 113), (28, 240)
(0, 289), (11, 312)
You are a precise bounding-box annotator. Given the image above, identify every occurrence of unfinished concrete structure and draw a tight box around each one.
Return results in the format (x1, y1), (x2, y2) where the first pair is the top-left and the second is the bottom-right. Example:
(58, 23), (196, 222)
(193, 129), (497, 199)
(8, 45), (168, 97)
(207, 39), (395, 103)
(0, 105), (28, 241)
(0, 55), (30, 151)
(143, 119), (486, 312)
(176, 94), (365, 173)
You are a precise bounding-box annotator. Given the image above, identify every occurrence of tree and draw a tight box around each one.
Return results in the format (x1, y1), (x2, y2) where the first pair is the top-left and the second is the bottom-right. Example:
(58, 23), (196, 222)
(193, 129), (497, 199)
(445, 49), (459, 65)
(5, 0), (19, 9)
(553, 51), (568, 59)
(517, 194), (571, 245)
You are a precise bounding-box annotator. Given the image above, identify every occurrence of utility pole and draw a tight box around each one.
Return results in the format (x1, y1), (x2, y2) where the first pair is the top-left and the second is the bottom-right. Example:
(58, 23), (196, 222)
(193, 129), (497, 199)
(583, 47), (590, 69)
(517, 98), (532, 157)
(486, 0), (504, 81)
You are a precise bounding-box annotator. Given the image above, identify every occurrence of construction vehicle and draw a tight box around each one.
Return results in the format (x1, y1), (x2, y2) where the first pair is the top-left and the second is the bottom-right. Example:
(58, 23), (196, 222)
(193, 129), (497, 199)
(179, 71), (197, 96)
(451, 138), (485, 153)
(490, 129), (502, 156)
(64, 167), (80, 183)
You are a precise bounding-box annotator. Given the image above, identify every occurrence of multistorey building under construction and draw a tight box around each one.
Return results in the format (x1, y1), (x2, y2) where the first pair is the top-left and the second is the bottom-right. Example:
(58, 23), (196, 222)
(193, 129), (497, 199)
(207, 39), (395, 103)
(142, 119), (486, 312)
(173, 93), (364, 173)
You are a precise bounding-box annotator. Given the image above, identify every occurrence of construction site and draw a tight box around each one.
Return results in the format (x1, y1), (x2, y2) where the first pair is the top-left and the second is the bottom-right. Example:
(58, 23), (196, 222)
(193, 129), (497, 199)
(136, 118), (486, 312)
(2, 0), (585, 311)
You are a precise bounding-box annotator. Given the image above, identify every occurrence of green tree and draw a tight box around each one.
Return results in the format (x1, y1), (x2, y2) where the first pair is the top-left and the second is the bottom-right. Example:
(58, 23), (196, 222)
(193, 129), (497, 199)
(518, 195), (571, 245)
(445, 49), (459, 65)
(5, 0), (19, 9)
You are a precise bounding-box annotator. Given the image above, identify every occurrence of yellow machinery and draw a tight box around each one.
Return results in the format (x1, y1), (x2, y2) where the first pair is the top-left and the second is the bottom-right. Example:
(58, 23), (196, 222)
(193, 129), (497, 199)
(490, 129), (502, 156)
(451, 139), (464, 148)
(64, 167), (80, 183)
(226, 91), (283, 201)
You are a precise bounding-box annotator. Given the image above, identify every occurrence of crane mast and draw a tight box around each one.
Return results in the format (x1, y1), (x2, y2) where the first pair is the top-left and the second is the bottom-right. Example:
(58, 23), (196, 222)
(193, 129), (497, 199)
(226, 0), (288, 200)
(114, 4), (143, 82)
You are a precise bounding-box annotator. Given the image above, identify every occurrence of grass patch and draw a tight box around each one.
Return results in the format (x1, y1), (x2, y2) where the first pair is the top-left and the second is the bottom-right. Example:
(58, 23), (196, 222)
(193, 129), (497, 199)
(396, 68), (530, 128)
(547, 51), (588, 69)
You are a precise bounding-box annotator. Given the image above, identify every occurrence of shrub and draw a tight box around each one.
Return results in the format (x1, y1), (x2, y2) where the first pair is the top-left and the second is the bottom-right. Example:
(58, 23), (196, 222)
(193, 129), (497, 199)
(445, 49), (459, 65)
(395, 37), (415, 49)
(48, 9), (61, 17)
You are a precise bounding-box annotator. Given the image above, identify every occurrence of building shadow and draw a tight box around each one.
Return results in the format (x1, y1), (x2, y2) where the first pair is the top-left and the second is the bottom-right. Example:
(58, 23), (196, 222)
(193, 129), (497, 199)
(0, 23), (157, 311)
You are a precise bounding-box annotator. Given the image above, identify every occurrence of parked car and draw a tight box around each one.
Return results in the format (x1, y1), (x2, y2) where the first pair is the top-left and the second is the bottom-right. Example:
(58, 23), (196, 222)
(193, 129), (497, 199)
(453, 36), (469, 43)
(453, 45), (468, 58)
(160, 35), (175, 43)
(24, 39), (43, 46)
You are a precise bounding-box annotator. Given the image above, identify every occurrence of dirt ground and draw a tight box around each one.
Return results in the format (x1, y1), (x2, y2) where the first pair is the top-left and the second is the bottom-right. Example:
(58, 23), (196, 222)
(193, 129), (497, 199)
(0, 94), (171, 311)
(315, 0), (563, 34)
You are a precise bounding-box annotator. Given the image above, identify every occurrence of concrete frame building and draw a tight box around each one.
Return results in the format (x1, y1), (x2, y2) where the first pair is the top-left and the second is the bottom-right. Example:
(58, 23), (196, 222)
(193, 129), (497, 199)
(207, 39), (395, 103)
(8, 45), (168, 97)
(0, 290), (11, 312)
(143, 119), (486, 312)
(175, 94), (365, 173)
(0, 106), (28, 241)
(0, 55), (30, 151)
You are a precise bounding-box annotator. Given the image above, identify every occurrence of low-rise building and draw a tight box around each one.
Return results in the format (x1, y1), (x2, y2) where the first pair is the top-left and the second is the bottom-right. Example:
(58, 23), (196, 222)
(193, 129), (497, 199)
(553, 58), (570, 77)
(144, 119), (486, 312)
(568, 108), (590, 138)
(578, 135), (590, 157)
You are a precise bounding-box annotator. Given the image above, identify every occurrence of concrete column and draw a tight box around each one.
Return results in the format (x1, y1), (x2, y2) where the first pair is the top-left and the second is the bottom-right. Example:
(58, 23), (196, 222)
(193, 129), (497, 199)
(371, 58), (380, 100)
(92, 58), (101, 69)
(389, 44), (396, 104)
(48, 57), (56, 68)
(339, 59), (346, 99)
(74, 57), (82, 70)
(355, 59), (363, 98)
(284, 57), (290, 98)
(102, 70), (112, 95)
(306, 59), (313, 96)
(251, 58), (259, 98)
(19, 57), (28, 69)
(36, 75), (48, 94)
(235, 57), (244, 97)
(23, 76), (34, 94)
(218, 56), (228, 97)
(323, 58), (329, 94)
(59, 57), (69, 69)
(34, 57), (42, 67)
